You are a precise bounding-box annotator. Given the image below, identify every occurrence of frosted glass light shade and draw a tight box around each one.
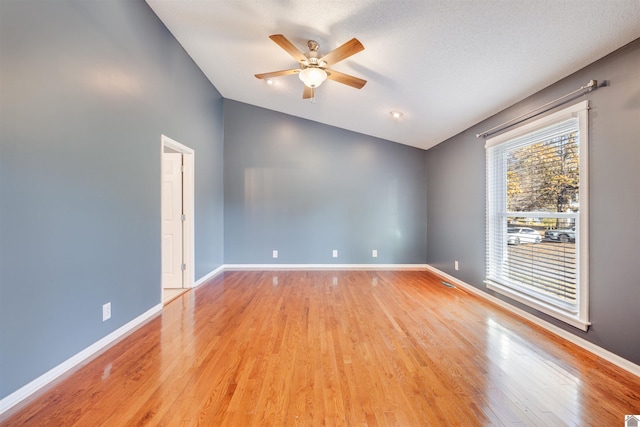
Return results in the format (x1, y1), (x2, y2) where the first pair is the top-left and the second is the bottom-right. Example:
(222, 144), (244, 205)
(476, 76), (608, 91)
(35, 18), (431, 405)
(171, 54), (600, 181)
(299, 68), (327, 88)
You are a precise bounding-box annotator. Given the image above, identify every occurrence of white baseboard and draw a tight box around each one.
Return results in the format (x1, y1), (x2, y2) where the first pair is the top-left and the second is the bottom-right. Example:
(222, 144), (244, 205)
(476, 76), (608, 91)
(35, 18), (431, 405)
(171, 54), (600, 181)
(194, 265), (225, 287)
(6, 263), (636, 417)
(425, 265), (640, 378)
(223, 263), (429, 271)
(0, 263), (425, 415)
(0, 303), (162, 416)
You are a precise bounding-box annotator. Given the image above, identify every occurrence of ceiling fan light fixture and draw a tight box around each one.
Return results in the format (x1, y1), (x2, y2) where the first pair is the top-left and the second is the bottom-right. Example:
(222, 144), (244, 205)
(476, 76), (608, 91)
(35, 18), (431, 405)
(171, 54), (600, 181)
(299, 67), (327, 88)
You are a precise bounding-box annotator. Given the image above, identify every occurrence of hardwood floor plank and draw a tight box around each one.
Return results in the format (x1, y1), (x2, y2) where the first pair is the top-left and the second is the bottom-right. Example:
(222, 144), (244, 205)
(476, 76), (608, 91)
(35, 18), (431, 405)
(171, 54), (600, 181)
(1, 270), (639, 426)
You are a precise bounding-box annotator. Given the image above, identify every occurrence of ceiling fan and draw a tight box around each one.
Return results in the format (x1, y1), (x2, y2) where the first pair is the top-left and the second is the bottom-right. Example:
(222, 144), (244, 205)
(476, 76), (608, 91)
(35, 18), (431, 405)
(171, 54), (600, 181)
(255, 34), (367, 100)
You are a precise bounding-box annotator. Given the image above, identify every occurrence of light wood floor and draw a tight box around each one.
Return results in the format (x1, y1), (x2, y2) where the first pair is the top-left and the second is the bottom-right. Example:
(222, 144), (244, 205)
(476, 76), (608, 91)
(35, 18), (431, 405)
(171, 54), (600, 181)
(2, 270), (639, 426)
(163, 287), (188, 305)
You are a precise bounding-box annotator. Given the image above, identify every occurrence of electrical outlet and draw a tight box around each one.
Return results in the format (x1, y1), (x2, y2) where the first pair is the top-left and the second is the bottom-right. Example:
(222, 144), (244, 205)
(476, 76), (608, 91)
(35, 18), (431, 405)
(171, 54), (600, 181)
(102, 302), (111, 321)
(332, 249), (338, 258)
(372, 249), (378, 258)
(455, 260), (459, 271)
(272, 250), (278, 259)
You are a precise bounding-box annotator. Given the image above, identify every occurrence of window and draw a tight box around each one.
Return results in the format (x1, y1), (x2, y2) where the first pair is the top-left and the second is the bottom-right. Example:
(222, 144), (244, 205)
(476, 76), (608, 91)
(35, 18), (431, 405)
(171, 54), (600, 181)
(485, 100), (589, 330)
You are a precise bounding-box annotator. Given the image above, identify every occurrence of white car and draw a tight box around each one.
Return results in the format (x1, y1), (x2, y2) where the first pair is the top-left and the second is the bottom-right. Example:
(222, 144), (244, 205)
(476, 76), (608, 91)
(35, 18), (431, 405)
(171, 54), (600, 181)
(507, 227), (542, 245)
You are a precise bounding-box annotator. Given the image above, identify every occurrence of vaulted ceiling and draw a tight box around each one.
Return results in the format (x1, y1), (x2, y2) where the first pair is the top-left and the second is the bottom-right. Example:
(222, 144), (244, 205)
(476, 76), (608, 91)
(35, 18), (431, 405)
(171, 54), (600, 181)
(146, 0), (640, 150)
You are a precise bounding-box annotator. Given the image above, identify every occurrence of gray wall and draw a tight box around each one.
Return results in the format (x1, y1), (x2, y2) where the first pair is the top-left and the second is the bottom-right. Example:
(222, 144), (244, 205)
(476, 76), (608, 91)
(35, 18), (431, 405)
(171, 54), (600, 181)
(426, 39), (640, 364)
(223, 100), (427, 265)
(0, 0), (224, 399)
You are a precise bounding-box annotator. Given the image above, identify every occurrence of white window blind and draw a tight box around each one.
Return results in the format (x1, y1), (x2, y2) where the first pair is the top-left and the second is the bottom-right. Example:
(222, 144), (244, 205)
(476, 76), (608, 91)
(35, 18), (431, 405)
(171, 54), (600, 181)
(485, 100), (589, 330)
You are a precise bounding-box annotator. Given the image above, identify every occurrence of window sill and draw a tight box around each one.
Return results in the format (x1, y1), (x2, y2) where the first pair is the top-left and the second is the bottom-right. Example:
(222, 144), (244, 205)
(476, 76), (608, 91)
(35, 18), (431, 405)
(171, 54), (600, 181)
(486, 281), (590, 331)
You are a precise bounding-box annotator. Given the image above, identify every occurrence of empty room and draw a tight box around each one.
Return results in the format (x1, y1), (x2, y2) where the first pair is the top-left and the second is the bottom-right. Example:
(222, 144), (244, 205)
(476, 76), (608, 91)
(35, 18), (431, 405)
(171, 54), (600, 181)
(1, 0), (639, 425)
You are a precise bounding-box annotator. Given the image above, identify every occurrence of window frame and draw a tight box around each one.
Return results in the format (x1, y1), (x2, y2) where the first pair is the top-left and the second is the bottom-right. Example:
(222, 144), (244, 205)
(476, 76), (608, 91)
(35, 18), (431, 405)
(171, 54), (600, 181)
(485, 100), (590, 331)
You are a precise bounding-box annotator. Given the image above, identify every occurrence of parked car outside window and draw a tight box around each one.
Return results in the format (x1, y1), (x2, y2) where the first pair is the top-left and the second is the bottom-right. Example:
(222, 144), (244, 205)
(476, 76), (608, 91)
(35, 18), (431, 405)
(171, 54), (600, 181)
(544, 226), (576, 243)
(507, 227), (542, 245)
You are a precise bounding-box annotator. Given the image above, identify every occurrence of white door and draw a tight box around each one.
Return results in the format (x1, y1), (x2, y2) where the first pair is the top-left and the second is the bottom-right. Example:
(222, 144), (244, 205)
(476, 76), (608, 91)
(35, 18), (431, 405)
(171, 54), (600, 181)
(162, 153), (183, 289)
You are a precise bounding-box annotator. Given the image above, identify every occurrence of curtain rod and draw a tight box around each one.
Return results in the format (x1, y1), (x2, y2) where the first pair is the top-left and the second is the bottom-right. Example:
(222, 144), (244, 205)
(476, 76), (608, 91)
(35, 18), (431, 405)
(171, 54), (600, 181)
(476, 80), (599, 139)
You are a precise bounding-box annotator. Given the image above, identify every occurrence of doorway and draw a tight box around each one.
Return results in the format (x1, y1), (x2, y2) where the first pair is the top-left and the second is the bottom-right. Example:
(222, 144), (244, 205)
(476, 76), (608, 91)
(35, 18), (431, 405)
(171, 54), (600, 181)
(161, 135), (194, 304)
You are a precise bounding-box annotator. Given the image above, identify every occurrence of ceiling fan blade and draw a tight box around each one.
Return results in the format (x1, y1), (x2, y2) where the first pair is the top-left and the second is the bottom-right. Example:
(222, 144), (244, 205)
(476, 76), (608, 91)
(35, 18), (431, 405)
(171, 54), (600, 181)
(255, 69), (300, 80)
(302, 86), (314, 99)
(269, 34), (307, 62)
(319, 38), (364, 66)
(326, 69), (367, 89)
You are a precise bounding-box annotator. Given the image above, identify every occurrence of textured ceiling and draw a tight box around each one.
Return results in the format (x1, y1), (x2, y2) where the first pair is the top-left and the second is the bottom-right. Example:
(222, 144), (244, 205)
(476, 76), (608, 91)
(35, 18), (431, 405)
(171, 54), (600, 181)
(146, 0), (640, 150)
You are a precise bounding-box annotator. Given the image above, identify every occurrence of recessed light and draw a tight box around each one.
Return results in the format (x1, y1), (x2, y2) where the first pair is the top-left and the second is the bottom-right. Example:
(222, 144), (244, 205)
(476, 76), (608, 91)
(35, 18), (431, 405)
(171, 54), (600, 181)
(266, 79), (274, 85)
(390, 111), (403, 119)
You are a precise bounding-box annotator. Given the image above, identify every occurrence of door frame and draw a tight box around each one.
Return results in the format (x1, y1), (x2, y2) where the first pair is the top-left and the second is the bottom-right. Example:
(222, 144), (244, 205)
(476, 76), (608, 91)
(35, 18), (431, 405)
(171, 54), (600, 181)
(161, 134), (195, 291)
